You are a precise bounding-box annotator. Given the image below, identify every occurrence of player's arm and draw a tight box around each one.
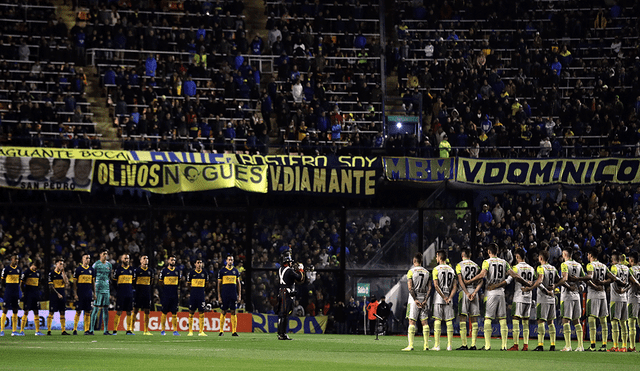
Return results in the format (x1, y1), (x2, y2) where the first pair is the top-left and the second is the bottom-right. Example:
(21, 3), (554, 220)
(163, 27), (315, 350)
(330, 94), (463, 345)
(406, 271), (419, 303)
(456, 264), (470, 296)
(92, 269), (96, 300)
(629, 272), (640, 288)
(447, 277), (458, 304)
(236, 275), (242, 302)
(465, 268), (486, 285)
(507, 268), (530, 286)
(605, 268), (623, 286)
(486, 279), (508, 291)
(62, 267), (69, 287)
(217, 276), (222, 302)
(73, 268), (79, 300)
(432, 268), (448, 302)
(49, 274), (63, 299)
(523, 272), (544, 293)
(469, 278), (483, 300)
(186, 271), (192, 290)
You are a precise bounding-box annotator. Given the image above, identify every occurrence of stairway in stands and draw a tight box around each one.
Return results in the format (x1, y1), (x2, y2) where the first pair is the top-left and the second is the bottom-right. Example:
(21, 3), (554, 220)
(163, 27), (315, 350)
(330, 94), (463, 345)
(52, 0), (134, 150)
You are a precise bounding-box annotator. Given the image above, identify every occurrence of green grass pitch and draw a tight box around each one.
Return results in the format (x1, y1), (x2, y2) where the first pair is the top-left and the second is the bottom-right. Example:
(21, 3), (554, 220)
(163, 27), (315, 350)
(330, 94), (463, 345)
(2, 332), (639, 371)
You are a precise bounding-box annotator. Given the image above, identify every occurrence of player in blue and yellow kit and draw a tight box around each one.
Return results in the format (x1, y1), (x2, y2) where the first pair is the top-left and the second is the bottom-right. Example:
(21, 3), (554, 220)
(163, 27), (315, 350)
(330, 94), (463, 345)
(20, 259), (43, 335)
(112, 254), (135, 335)
(133, 255), (154, 335)
(218, 255), (241, 336)
(48, 258), (70, 335)
(73, 253), (95, 335)
(1, 254), (22, 336)
(159, 255), (182, 336)
(187, 259), (208, 336)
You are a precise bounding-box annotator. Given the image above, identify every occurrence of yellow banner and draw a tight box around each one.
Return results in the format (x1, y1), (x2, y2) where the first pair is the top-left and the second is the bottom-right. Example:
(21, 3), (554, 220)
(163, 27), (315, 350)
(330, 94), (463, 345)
(0, 147), (131, 161)
(457, 158), (640, 185)
(95, 162), (267, 194)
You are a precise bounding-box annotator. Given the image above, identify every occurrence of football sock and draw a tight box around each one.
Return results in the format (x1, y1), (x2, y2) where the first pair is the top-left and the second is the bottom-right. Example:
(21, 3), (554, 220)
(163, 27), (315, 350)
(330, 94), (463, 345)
(522, 319), (530, 345)
(128, 314), (134, 332)
(172, 315), (177, 331)
(484, 319), (492, 349)
(188, 314), (194, 332)
(563, 323), (571, 348)
(60, 316), (66, 332)
(144, 313), (150, 332)
(407, 324), (416, 348)
(74, 312), (80, 332)
(160, 313), (167, 331)
(102, 308), (109, 332)
(471, 321), (478, 347)
(512, 319), (520, 346)
(219, 313), (225, 332)
(84, 314), (91, 332)
(446, 320), (453, 348)
(621, 319), (628, 348)
(588, 317), (597, 344)
(434, 320), (441, 348)
(460, 319), (468, 346)
(34, 314), (40, 333)
(600, 317), (608, 346)
(1, 314), (6, 332)
(199, 313), (205, 333)
(90, 307), (98, 332)
(611, 319), (619, 347)
(537, 322), (545, 346)
(47, 314), (53, 332)
(21, 315), (28, 332)
(549, 323), (556, 346)
(629, 319), (637, 349)
(114, 314), (121, 332)
(423, 323), (430, 347)
(231, 314), (237, 333)
(499, 319), (508, 349)
(576, 323), (583, 348)
(11, 314), (17, 333)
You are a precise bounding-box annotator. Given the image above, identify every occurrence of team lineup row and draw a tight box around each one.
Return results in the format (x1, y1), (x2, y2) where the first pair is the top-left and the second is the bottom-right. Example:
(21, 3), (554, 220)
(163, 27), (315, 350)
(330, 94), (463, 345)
(403, 244), (640, 352)
(0, 249), (242, 337)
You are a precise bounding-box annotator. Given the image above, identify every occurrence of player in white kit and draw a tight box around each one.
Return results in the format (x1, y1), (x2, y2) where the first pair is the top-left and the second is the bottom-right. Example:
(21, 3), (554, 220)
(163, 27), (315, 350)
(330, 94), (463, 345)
(432, 250), (457, 351)
(402, 252), (432, 351)
(506, 248), (535, 351)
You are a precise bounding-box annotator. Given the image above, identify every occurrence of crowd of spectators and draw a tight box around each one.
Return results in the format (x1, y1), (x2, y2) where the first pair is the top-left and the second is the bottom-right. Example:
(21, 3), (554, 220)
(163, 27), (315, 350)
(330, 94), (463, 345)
(0, 1), (101, 148)
(389, 0), (640, 158)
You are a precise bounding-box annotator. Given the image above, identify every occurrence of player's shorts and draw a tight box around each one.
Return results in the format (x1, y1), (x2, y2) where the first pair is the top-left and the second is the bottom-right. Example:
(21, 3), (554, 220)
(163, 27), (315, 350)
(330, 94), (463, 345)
(162, 296), (179, 314)
(50, 294), (66, 312)
(116, 295), (134, 312)
(220, 295), (238, 312)
(511, 302), (531, 319)
(484, 295), (506, 319)
(458, 292), (480, 317)
(189, 295), (206, 312)
(94, 292), (110, 307)
(536, 302), (556, 321)
(432, 303), (455, 321)
(75, 296), (93, 312)
(407, 295), (430, 322)
(628, 302), (640, 319)
(22, 292), (40, 311)
(135, 293), (151, 310)
(610, 301), (628, 321)
(3, 290), (20, 309)
(586, 298), (608, 318)
(561, 299), (581, 320)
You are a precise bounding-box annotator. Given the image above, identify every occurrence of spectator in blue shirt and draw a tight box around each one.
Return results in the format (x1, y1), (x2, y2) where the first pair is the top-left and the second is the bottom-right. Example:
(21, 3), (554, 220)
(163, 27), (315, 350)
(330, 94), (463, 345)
(183, 77), (197, 97)
(145, 54), (157, 77)
(478, 204), (493, 224)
